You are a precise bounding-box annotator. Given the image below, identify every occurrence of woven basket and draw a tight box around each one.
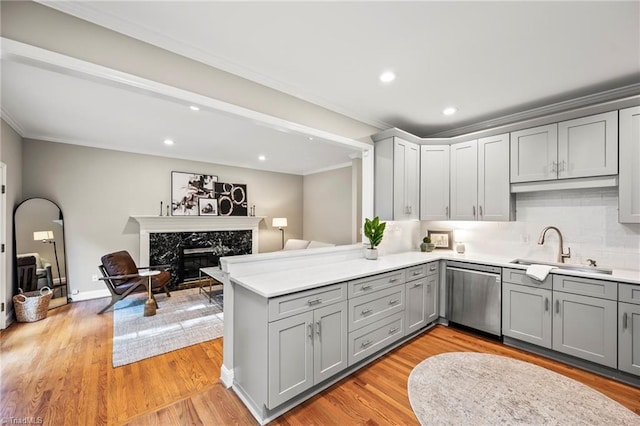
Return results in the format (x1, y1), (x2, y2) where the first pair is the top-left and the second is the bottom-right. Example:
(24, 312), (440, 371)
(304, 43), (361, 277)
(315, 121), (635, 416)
(13, 287), (53, 322)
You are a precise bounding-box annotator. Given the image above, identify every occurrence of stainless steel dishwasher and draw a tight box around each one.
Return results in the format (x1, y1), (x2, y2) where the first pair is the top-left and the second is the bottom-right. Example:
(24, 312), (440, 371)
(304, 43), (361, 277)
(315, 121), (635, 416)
(446, 261), (502, 337)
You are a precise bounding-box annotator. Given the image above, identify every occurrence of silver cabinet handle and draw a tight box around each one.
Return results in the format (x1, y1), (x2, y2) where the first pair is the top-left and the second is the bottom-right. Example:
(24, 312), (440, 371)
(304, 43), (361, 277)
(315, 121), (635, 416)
(426, 284), (431, 293)
(555, 300), (560, 314)
(551, 161), (557, 173)
(308, 323), (313, 338)
(413, 281), (423, 287)
(429, 266), (437, 272)
(623, 312), (628, 330)
(412, 271), (421, 276)
(307, 298), (322, 305)
(445, 206), (449, 217)
(361, 284), (372, 290)
(316, 321), (321, 336)
(479, 205), (483, 218)
(361, 340), (372, 348)
(389, 299), (399, 305)
(472, 206), (476, 217)
(560, 160), (566, 172)
(388, 327), (399, 334)
(389, 278), (398, 283)
(545, 297), (549, 312)
(361, 308), (373, 315)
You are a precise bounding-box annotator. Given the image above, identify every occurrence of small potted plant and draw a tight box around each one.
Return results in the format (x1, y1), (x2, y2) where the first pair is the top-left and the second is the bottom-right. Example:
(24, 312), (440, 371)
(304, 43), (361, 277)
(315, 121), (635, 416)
(363, 216), (386, 260)
(421, 236), (435, 252)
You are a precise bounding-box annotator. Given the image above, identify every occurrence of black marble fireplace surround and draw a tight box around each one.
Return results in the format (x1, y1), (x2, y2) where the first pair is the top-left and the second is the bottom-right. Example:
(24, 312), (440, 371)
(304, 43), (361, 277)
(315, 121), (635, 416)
(149, 230), (252, 288)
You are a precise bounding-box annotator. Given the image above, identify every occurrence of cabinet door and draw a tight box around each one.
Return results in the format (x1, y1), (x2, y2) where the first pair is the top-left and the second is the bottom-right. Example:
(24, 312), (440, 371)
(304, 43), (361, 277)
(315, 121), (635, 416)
(420, 145), (450, 220)
(502, 283), (552, 348)
(558, 111), (618, 179)
(393, 138), (419, 220)
(313, 301), (348, 383)
(510, 124), (558, 183)
(268, 311), (314, 408)
(425, 273), (438, 323)
(478, 133), (512, 221)
(619, 106), (640, 223)
(450, 140), (478, 220)
(552, 292), (617, 368)
(405, 278), (428, 334)
(619, 302), (640, 376)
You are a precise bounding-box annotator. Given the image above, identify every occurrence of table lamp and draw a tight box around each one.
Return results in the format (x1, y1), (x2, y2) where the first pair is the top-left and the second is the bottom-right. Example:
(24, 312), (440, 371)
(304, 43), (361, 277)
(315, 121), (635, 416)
(272, 218), (288, 249)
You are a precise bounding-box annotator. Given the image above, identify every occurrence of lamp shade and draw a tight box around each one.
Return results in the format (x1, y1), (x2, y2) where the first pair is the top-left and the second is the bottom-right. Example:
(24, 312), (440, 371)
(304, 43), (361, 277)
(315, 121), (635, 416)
(34, 230), (54, 241)
(272, 218), (288, 228)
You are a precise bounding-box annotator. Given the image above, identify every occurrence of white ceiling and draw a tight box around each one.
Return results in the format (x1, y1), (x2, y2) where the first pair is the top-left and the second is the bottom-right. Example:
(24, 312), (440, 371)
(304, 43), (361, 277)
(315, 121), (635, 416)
(2, 1), (639, 174)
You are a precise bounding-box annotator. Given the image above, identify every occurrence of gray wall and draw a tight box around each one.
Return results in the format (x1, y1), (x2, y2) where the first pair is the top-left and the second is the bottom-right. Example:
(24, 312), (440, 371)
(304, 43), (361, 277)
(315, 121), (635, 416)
(303, 166), (353, 245)
(1, 119), (23, 320)
(22, 139), (303, 297)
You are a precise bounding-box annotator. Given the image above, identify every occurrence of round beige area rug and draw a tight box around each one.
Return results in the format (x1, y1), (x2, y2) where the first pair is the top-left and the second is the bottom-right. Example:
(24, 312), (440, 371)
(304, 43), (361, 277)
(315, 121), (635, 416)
(408, 352), (639, 425)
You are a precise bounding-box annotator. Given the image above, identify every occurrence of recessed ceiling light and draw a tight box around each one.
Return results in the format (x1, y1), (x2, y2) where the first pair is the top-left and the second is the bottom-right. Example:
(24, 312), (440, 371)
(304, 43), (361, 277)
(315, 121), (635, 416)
(308, 137), (314, 141)
(189, 105), (200, 111)
(379, 71), (396, 83)
(163, 139), (175, 146)
(258, 155), (266, 161)
(443, 107), (458, 116)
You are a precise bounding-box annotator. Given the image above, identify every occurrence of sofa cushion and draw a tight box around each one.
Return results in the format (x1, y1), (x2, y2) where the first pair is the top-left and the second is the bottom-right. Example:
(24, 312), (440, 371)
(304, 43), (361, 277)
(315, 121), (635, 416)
(307, 241), (336, 249)
(283, 239), (310, 251)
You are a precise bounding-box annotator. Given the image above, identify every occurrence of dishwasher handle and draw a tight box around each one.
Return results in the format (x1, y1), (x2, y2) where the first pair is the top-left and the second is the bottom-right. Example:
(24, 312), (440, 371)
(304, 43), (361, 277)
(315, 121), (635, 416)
(446, 267), (501, 280)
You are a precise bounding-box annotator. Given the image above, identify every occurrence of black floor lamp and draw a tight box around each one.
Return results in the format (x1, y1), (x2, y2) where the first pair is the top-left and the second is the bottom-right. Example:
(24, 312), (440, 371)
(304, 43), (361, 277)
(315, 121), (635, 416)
(34, 230), (62, 291)
(272, 218), (288, 249)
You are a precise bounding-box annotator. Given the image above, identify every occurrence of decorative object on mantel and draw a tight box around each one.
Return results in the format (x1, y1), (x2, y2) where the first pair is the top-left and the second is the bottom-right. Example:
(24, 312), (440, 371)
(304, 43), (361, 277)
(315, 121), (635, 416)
(363, 216), (386, 260)
(171, 171), (218, 216)
(408, 352), (639, 425)
(427, 229), (453, 250)
(215, 182), (248, 216)
(420, 236), (435, 252)
(159, 201), (163, 216)
(272, 217), (288, 249)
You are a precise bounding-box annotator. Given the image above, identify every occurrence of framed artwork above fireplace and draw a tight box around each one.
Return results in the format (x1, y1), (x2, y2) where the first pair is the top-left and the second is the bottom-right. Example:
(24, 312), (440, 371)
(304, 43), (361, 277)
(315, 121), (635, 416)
(171, 171), (218, 216)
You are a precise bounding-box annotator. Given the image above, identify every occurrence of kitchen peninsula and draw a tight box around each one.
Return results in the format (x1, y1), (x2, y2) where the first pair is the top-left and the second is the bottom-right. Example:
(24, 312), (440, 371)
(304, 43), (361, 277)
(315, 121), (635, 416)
(218, 244), (640, 424)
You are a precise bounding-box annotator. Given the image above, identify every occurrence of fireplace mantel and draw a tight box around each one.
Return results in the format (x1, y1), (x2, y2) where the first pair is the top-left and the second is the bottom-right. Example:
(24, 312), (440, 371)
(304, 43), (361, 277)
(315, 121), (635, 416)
(131, 215), (265, 264)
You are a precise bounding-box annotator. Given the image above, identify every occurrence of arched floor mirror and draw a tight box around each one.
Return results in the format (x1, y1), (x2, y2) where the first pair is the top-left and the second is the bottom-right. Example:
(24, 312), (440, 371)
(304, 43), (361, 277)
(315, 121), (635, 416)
(14, 198), (69, 309)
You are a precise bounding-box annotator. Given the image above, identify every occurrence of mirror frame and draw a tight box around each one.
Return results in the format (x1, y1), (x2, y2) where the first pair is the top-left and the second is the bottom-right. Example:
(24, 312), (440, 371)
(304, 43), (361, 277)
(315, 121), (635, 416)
(13, 197), (69, 307)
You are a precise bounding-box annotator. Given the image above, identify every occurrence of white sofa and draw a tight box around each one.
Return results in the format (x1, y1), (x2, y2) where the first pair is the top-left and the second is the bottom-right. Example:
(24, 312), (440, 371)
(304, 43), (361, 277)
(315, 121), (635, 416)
(283, 239), (336, 251)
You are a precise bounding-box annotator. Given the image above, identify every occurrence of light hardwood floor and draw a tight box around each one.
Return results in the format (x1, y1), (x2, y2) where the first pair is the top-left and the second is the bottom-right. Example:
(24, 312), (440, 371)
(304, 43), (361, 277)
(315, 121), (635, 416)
(1, 297), (639, 425)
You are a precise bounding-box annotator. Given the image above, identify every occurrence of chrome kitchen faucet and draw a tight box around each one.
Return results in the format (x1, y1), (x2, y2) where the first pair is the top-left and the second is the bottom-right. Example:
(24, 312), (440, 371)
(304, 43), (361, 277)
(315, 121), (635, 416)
(538, 226), (571, 263)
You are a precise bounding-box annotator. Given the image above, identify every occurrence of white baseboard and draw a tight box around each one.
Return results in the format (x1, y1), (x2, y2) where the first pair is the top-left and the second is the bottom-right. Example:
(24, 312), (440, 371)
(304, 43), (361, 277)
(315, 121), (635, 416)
(220, 364), (234, 388)
(69, 289), (110, 302)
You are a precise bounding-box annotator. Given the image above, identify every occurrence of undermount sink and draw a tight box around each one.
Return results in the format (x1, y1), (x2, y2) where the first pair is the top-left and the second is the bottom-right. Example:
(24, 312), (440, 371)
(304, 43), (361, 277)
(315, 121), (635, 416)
(510, 259), (613, 275)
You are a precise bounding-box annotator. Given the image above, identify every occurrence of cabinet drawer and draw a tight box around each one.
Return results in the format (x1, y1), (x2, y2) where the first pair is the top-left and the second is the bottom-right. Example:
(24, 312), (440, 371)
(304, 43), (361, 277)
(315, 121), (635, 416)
(348, 270), (405, 298)
(406, 264), (427, 281)
(268, 283), (347, 322)
(426, 261), (439, 276)
(349, 286), (404, 331)
(620, 284), (640, 305)
(502, 268), (552, 289)
(552, 275), (616, 300)
(348, 311), (405, 366)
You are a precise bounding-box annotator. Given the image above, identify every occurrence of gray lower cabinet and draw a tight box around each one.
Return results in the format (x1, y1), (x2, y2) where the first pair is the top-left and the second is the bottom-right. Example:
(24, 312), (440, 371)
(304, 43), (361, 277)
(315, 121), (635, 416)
(502, 282), (552, 348)
(405, 262), (438, 334)
(268, 300), (347, 408)
(552, 291), (617, 368)
(619, 302), (640, 376)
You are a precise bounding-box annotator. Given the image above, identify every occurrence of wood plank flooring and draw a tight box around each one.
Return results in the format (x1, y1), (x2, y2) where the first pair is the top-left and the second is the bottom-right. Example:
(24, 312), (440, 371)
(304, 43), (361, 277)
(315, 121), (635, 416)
(1, 297), (639, 426)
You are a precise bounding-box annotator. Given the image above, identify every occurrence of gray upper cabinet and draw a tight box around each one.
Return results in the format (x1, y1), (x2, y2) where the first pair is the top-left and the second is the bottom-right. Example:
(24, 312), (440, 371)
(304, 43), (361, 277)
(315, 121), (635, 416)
(619, 106), (640, 223)
(451, 134), (512, 221)
(420, 145), (450, 220)
(511, 111), (618, 184)
(375, 137), (419, 220)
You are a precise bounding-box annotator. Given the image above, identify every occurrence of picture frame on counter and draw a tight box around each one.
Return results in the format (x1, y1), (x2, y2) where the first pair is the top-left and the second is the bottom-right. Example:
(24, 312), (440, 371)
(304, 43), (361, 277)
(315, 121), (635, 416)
(427, 229), (453, 249)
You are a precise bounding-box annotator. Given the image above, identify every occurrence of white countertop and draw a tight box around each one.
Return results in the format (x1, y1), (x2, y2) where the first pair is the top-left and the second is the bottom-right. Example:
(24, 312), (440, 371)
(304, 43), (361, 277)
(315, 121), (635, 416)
(230, 250), (640, 298)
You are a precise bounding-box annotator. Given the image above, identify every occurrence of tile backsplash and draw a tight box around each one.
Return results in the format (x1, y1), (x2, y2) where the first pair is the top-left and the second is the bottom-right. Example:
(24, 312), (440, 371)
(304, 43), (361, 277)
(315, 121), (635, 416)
(382, 187), (640, 271)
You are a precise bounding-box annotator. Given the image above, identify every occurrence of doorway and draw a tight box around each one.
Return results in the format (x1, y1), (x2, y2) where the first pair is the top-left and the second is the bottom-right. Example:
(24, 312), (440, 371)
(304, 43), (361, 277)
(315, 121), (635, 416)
(1, 162), (7, 329)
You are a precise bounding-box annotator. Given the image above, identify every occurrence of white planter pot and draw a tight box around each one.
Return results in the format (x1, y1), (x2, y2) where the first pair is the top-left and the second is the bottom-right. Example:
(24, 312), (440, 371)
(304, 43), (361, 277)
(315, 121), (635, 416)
(365, 248), (378, 260)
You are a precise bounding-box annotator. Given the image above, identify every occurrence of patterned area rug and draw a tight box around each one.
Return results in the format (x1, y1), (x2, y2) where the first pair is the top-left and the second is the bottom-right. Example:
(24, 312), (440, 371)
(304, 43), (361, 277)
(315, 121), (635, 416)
(112, 288), (223, 367)
(408, 352), (639, 425)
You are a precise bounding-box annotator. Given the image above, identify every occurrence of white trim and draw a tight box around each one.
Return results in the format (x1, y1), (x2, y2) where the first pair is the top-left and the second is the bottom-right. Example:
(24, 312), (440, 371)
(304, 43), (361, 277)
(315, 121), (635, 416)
(302, 161), (351, 176)
(510, 176), (619, 193)
(0, 38), (370, 153)
(0, 107), (25, 136)
(131, 215), (264, 266)
(69, 288), (111, 302)
(0, 162), (6, 330)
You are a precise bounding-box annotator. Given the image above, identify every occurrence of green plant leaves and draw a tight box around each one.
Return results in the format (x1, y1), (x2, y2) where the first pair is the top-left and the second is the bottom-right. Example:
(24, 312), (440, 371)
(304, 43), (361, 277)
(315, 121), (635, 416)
(364, 216), (386, 249)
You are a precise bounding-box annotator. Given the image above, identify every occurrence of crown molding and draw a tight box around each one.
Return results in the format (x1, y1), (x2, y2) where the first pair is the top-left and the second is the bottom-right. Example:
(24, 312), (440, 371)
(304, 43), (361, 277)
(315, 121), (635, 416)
(0, 107), (25, 136)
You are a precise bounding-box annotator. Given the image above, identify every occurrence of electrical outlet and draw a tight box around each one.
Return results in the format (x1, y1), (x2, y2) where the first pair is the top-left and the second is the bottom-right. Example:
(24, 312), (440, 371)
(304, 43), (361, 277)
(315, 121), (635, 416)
(72, 289), (79, 295)
(91, 274), (99, 282)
